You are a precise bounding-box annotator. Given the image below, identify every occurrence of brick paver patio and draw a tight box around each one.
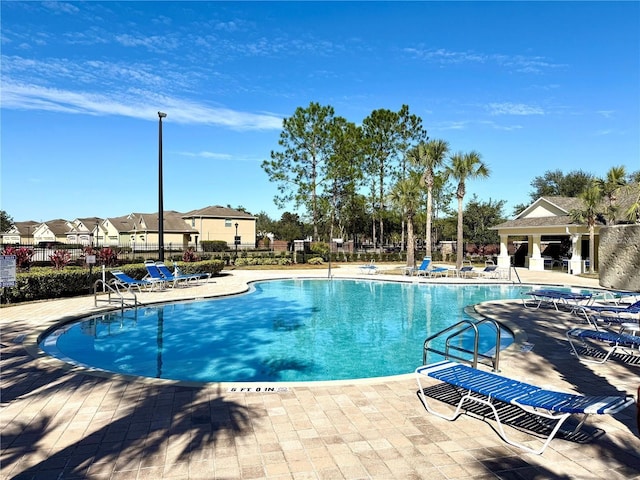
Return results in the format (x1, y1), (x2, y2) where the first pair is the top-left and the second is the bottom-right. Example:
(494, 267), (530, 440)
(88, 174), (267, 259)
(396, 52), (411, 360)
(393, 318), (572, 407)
(1, 267), (639, 479)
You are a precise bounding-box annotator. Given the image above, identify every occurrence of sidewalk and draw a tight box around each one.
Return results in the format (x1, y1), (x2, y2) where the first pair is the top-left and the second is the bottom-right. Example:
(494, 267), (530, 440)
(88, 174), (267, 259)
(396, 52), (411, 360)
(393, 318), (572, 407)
(1, 267), (638, 479)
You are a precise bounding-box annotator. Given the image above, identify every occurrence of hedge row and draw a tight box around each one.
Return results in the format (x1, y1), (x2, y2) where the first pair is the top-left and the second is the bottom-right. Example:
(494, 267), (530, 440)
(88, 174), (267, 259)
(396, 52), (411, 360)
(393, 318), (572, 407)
(1, 260), (225, 305)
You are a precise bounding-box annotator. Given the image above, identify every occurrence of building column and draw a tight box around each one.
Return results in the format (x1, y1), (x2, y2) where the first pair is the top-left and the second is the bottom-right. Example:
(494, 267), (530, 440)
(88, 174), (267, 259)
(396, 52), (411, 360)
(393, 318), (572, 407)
(569, 233), (582, 275)
(497, 234), (510, 269)
(528, 234), (545, 271)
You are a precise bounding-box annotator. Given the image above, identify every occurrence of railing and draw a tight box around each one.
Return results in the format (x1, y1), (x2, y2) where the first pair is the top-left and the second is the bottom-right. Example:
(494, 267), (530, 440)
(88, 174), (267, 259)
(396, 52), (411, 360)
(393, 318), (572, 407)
(8, 242), (257, 265)
(422, 318), (503, 372)
(93, 279), (139, 309)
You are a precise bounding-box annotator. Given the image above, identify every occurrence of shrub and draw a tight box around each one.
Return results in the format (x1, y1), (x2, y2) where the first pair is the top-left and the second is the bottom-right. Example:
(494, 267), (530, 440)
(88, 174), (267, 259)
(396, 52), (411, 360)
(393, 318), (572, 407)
(98, 247), (119, 267)
(49, 250), (71, 270)
(310, 242), (330, 257)
(1, 246), (34, 270)
(1, 259), (226, 304)
(307, 256), (324, 265)
(201, 240), (228, 252)
(182, 248), (198, 262)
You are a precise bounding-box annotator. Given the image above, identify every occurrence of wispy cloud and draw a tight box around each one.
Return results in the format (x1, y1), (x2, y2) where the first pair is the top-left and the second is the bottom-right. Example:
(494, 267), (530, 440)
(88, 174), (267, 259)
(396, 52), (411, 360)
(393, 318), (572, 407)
(42, 1), (80, 15)
(431, 119), (523, 132)
(1, 55), (283, 129)
(403, 47), (566, 74)
(487, 102), (544, 116)
(597, 110), (615, 118)
(1, 81), (283, 130)
(479, 120), (523, 131)
(430, 120), (471, 131)
(595, 129), (614, 136)
(177, 151), (233, 160)
(114, 33), (180, 52)
(176, 151), (265, 164)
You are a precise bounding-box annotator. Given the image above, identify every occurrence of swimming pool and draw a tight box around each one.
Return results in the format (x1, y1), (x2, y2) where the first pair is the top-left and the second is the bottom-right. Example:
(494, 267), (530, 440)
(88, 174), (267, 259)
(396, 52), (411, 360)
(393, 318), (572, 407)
(40, 279), (525, 383)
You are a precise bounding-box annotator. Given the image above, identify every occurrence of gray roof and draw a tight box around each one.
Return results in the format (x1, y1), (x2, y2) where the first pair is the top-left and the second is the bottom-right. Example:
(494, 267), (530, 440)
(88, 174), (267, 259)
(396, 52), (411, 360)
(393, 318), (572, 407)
(494, 215), (579, 230)
(495, 183), (640, 230)
(106, 215), (138, 232)
(183, 205), (255, 219)
(535, 196), (585, 213)
(42, 219), (72, 235)
(137, 211), (198, 233)
(7, 221), (39, 234)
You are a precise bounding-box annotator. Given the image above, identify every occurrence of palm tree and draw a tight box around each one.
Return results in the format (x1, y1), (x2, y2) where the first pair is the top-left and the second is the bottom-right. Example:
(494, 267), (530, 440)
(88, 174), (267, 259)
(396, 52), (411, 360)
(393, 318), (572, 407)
(569, 182), (603, 274)
(597, 166), (627, 224)
(408, 139), (450, 259)
(446, 151), (490, 269)
(389, 172), (422, 268)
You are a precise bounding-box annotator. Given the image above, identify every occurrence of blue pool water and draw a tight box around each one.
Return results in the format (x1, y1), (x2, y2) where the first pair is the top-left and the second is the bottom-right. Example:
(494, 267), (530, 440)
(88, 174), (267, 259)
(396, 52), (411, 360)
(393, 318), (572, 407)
(40, 279), (525, 383)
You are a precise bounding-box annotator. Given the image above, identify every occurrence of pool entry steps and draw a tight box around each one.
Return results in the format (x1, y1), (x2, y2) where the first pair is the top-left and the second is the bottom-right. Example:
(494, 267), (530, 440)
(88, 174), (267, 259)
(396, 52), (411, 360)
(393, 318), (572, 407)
(93, 278), (141, 309)
(422, 318), (504, 372)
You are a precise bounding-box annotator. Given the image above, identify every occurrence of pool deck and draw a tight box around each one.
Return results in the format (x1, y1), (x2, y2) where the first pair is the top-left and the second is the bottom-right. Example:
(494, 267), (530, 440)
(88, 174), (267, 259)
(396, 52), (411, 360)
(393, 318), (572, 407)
(1, 266), (639, 479)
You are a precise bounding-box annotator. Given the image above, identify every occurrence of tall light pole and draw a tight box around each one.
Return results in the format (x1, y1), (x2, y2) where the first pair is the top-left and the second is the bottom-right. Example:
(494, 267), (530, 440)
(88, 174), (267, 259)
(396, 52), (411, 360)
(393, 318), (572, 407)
(158, 111), (167, 262)
(234, 222), (239, 260)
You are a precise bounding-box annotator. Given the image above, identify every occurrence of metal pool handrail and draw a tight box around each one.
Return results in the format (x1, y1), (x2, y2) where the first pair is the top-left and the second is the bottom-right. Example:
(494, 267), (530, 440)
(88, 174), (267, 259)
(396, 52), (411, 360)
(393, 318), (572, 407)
(422, 318), (503, 372)
(93, 279), (139, 309)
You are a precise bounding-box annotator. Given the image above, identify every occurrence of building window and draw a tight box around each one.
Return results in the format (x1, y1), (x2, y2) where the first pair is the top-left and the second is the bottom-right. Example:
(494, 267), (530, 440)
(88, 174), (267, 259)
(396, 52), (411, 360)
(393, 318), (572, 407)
(225, 219), (232, 227)
(191, 218), (195, 227)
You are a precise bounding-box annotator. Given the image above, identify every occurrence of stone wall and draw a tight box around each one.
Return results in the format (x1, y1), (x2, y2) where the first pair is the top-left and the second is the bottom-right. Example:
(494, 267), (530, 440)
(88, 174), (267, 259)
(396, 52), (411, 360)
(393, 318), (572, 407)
(599, 224), (640, 292)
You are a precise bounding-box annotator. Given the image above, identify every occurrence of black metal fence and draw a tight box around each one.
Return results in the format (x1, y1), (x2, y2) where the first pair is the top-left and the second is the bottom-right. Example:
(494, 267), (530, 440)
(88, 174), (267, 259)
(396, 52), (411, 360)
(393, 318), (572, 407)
(1, 242), (257, 266)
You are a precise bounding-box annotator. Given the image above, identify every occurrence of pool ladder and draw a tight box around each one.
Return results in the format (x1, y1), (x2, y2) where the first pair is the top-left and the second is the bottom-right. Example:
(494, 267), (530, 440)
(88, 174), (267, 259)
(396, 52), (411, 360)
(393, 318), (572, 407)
(93, 279), (140, 309)
(422, 317), (503, 372)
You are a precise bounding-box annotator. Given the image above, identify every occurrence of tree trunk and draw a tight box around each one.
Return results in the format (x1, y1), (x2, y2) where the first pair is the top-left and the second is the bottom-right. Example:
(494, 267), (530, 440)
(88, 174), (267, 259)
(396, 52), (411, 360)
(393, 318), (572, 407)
(407, 216), (415, 267)
(456, 196), (464, 269)
(426, 188), (433, 258)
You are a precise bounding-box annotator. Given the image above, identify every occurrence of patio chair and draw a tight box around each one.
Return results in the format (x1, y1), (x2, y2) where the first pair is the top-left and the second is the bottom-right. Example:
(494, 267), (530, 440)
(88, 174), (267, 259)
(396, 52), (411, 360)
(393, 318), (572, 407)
(358, 260), (379, 275)
(416, 359), (634, 454)
(567, 327), (640, 364)
(173, 263), (212, 283)
(413, 257), (432, 276)
(448, 261), (475, 278)
(522, 288), (593, 312)
(478, 264), (500, 278)
(427, 264), (449, 277)
(110, 270), (158, 292)
(156, 261), (205, 285)
(577, 300), (640, 330)
(144, 261), (187, 288)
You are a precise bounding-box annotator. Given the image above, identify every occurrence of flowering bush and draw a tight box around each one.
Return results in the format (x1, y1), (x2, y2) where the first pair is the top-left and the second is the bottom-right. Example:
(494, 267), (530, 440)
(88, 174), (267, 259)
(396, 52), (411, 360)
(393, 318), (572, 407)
(182, 248), (198, 262)
(49, 250), (71, 270)
(1, 246), (34, 270)
(97, 247), (118, 267)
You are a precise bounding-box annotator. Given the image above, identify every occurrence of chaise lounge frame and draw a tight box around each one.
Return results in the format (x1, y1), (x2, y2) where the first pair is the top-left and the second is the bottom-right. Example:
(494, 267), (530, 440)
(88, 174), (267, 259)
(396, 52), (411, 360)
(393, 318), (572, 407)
(566, 328), (640, 364)
(415, 360), (634, 454)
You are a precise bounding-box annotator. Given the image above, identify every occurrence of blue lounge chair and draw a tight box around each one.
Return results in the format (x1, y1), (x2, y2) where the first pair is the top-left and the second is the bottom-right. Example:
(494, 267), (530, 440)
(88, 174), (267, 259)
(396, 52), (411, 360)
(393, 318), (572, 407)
(427, 265), (449, 277)
(144, 261), (185, 288)
(478, 264), (500, 278)
(413, 257), (432, 276)
(359, 260), (379, 275)
(577, 300), (640, 330)
(448, 262), (475, 278)
(581, 300), (640, 314)
(156, 262), (207, 285)
(415, 360), (634, 454)
(567, 328), (640, 364)
(173, 264), (211, 283)
(522, 288), (593, 312)
(110, 270), (158, 292)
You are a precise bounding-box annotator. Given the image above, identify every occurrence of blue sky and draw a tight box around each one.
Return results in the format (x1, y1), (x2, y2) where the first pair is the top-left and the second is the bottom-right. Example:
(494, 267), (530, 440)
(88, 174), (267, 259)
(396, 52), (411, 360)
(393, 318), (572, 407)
(2, 1), (639, 223)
